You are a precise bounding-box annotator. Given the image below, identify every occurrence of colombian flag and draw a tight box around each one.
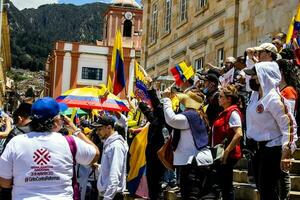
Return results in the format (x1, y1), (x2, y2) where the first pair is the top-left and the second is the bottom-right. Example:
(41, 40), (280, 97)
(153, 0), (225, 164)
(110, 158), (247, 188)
(286, 3), (300, 46)
(127, 124), (149, 198)
(170, 61), (195, 86)
(108, 30), (125, 95)
(134, 61), (151, 106)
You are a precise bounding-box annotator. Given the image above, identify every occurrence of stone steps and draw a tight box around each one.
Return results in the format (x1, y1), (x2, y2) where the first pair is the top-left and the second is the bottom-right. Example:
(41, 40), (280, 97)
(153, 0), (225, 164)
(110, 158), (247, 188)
(233, 156), (300, 200)
(290, 191), (300, 200)
(293, 148), (300, 160)
(233, 182), (259, 200)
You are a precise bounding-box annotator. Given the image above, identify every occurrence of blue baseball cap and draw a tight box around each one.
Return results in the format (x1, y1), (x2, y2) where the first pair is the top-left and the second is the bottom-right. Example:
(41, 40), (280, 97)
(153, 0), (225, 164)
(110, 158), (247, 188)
(31, 97), (68, 121)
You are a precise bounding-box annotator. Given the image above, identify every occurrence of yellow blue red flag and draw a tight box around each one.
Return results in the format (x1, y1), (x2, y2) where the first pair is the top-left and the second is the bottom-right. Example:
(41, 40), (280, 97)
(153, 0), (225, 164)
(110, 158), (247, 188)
(170, 61), (195, 86)
(286, 3), (300, 45)
(127, 123), (149, 197)
(107, 30), (125, 95)
(134, 61), (151, 105)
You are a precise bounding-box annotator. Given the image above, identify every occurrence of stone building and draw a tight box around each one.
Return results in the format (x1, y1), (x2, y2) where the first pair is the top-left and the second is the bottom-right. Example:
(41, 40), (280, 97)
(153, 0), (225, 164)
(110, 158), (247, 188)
(141, 0), (299, 78)
(45, 0), (142, 98)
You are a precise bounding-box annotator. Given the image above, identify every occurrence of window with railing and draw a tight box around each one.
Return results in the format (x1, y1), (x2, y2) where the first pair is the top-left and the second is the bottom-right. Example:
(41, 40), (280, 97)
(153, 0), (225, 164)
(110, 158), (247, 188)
(150, 3), (158, 42)
(179, 0), (187, 22)
(198, 0), (208, 9)
(195, 57), (204, 72)
(217, 48), (224, 68)
(164, 0), (172, 32)
(81, 67), (103, 80)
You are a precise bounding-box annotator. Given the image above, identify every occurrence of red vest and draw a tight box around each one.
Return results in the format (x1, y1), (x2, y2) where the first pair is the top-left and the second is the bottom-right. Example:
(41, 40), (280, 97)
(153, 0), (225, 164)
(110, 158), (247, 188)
(212, 105), (242, 160)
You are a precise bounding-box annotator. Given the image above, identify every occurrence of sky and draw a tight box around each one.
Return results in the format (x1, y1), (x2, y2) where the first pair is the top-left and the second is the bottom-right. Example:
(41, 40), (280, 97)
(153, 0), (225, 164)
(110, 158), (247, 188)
(11, 0), (141, 10)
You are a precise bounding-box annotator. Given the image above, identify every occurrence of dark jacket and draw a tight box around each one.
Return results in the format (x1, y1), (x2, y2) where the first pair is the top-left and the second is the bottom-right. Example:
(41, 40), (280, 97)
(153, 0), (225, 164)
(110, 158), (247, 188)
(2, 125), (31, 155)
(139, 89), (165, 163)
(206, 89), (223, 126)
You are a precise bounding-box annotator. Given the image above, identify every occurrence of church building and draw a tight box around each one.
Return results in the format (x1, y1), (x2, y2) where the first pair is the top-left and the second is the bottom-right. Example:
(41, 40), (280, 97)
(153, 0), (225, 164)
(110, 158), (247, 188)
(45, 0), (142, 98)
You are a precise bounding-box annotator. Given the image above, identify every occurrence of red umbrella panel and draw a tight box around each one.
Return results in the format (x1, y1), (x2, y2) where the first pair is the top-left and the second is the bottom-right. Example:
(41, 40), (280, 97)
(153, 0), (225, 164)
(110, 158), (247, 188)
(56, 87), (129, 112)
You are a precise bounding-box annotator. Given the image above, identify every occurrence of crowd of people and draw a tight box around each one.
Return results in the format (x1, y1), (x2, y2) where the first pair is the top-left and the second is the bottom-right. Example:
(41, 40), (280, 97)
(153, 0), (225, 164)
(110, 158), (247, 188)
(0, 31), (298, 200)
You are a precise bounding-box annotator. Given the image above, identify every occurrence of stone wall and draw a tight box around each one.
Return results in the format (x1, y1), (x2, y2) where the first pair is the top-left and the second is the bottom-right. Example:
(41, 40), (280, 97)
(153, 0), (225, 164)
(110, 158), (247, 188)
(141, 0), (299, 78)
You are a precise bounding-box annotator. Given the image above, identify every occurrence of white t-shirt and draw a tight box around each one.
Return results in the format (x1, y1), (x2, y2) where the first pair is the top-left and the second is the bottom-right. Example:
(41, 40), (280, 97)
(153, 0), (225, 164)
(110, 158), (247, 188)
(0, 131), (96, 200)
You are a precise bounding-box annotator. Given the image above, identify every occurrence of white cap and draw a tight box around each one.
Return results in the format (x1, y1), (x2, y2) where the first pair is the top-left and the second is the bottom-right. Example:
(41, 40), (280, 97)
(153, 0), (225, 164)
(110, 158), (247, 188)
(253, 43), (278, 54)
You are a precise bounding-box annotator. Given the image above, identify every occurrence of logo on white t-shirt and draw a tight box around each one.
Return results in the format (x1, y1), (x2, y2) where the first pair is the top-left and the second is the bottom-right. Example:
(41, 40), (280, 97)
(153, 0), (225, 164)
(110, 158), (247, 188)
(33, 148), (51, 166)
(24, 148), (60, 183)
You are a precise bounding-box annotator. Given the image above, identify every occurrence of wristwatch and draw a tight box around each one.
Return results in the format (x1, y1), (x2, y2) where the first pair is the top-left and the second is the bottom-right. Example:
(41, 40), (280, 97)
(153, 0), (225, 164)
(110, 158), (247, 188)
(73, 129), (81, 137)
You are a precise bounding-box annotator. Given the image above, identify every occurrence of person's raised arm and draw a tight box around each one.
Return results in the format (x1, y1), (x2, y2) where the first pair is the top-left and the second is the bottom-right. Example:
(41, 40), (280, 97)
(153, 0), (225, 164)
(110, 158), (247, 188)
(63, 115), (100, 164)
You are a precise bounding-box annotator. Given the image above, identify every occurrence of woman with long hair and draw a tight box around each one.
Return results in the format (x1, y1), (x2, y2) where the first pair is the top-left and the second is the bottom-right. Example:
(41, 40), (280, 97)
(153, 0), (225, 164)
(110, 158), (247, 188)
(212, 85), (243, 200)
(276, 59), (300, 200)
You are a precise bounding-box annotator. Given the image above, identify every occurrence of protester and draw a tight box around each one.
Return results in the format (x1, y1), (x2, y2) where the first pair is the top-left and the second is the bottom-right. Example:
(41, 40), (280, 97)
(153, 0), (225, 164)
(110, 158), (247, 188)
(0, 111), (13, 157)
(112, 111), (128, 139)
(93, 116), (128, 200)
(0, 97), (99, 199)
(221, 57), (236, 74)
(212, 85), (243, 200)
(2, 103), (32, 153)
(246, 42), (278, 64)
(273, 38), (284, 53)
(137, 88), (166, 200)
(162, 90), (211, 199)
(160, 126), (179, 192)
(244, 62), (297, 200)
(277, 59), (299, 114)
(0, 112), (12, 141)
(201, 73), (223, 127)
(23, 87), (36, 104)
(182, 78), (194, 93)
(277, 59), (300, 199)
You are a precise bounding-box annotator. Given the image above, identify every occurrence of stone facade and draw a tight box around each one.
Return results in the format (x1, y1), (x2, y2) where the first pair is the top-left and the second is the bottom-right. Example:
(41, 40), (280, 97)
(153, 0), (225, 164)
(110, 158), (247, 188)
(141, 0), (299, 78)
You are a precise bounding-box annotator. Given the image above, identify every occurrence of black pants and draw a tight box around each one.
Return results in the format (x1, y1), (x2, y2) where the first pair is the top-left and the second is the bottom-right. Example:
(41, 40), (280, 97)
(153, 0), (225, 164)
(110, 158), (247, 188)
(0, 188), (12, 200)
(252, 145), (282, 200)
(178, 161), (209, 200)
(215, 158), (238, 200)
(279, 170), (291, 200)
(146, 159), (165, 200)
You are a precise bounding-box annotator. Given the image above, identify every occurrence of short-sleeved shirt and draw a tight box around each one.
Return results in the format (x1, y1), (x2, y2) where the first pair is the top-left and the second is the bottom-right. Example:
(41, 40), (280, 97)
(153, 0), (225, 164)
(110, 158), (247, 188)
(281, 86), (298, 115)
(229, 111), (242, 128)
(0, 131), (96, 200)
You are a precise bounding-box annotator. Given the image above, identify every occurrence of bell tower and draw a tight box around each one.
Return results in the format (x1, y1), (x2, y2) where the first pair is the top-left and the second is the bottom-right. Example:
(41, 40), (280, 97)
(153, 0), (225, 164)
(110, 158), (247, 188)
(102, 0), (143, 51)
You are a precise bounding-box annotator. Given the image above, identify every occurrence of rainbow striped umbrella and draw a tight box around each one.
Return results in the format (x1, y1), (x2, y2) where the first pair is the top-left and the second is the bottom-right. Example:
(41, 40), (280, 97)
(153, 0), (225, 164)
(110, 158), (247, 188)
(56, 86), (129, 112)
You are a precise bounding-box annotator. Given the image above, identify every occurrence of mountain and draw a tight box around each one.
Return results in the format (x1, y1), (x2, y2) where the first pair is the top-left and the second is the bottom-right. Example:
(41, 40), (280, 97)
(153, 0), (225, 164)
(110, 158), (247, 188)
(8, 2), (108, 71)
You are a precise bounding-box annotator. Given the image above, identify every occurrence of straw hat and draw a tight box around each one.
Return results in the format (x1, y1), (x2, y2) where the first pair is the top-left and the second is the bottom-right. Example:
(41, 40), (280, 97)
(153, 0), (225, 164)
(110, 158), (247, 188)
(176, 91), (204, 110)
(83, 127), (93, 135)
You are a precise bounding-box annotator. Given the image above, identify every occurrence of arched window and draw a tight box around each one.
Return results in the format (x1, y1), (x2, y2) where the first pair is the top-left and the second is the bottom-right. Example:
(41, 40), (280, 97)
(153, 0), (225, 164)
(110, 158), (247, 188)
(123, 20), (132, 37)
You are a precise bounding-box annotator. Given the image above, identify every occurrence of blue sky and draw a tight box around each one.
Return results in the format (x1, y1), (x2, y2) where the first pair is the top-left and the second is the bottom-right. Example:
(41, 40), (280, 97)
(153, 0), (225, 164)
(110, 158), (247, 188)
(11, 0), (141, 10)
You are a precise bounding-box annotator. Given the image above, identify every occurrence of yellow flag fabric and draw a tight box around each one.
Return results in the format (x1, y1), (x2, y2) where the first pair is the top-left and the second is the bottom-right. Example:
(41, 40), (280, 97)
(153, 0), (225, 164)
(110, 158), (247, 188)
(178, 61), (195, 81)
(135, 61), (149, 84)
(107, 30), (124, 92)
(70, 108), (77, 122)
(127, 123), (149, 181)
(286, 16), (295, 44)
(172, 96), (179, 111)
(295, 3), (300, 22)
